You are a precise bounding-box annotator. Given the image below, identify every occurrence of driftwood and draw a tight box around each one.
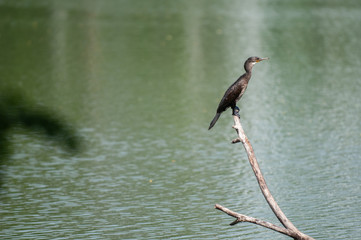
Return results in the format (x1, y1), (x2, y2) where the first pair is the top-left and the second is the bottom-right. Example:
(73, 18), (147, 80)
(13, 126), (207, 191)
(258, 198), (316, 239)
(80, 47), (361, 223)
(215, 114), (314, 240)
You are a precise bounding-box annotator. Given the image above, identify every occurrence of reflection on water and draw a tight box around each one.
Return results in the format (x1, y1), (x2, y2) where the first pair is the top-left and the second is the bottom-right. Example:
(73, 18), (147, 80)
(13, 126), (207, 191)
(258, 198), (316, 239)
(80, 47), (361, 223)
(0, 91), (81, 186)
(1, 0), (361, 239)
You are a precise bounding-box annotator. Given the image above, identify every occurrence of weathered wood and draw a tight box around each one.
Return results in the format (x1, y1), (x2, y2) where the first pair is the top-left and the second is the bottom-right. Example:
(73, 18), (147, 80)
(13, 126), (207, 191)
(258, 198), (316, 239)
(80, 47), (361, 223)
(215, 114), (314, 240)
(215, 204), (294, 236)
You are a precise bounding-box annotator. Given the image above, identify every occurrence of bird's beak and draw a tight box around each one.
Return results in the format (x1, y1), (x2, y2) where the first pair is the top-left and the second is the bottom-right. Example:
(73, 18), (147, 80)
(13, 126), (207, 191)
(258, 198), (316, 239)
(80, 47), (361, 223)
(257, 57), (269, 62)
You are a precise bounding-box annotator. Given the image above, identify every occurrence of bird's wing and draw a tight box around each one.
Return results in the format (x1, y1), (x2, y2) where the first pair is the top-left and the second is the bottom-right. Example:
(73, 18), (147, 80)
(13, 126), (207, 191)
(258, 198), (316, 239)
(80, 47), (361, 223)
(216, 83), (240, 112)
(235, 82), (248, 102)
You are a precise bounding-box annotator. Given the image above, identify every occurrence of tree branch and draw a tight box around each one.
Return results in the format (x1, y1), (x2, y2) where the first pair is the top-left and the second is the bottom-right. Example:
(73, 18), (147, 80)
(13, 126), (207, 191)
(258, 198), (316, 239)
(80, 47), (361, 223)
(215, 114), (314, 240)
(215, 204), (293, 236)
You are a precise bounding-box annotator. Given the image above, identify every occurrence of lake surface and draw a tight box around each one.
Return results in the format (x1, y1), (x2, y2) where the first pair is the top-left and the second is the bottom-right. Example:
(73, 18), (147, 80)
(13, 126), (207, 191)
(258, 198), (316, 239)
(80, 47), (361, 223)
(1, 0), (361, 239)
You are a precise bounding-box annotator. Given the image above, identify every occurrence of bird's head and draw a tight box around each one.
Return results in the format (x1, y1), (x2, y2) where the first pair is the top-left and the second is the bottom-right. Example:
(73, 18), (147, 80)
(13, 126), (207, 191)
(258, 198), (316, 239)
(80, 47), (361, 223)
(245, 56), (269, 72)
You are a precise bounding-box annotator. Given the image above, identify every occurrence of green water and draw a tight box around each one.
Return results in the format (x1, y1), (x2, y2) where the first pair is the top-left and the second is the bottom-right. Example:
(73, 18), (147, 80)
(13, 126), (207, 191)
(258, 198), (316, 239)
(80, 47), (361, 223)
(1, 0), (361, 239)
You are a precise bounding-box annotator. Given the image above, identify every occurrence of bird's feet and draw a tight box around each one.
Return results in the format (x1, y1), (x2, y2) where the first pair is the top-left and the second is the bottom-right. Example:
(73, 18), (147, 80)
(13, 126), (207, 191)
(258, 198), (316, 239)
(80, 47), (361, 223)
(232, 106), (240, 119)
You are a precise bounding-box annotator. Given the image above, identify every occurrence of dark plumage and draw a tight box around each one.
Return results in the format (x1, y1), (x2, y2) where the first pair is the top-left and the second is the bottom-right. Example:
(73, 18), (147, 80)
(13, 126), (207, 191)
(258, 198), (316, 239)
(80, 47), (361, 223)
(208, 56), (268, 130)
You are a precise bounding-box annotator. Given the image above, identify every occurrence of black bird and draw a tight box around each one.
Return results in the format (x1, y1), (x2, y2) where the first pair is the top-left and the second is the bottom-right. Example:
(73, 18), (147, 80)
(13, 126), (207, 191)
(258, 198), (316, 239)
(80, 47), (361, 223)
(208, 56), (268, 130)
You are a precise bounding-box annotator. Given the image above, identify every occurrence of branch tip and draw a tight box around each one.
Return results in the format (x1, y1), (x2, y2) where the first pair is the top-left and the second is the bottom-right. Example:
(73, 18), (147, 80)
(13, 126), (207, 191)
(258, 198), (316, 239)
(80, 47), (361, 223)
(230, 219), (240, 226)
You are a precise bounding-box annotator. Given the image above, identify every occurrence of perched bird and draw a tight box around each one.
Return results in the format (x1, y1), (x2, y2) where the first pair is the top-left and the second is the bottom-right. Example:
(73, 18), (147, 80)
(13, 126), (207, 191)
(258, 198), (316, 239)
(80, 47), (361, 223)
(208, 56), (268, 130)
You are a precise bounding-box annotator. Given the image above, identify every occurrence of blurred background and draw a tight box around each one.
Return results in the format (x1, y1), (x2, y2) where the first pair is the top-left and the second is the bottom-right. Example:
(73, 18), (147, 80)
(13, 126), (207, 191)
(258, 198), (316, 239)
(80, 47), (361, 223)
(1, 0), (360, 239)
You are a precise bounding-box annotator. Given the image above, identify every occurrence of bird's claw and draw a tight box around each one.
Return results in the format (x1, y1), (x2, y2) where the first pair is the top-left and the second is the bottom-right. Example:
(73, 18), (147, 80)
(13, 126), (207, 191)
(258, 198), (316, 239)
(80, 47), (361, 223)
(232, 106), (240, 119)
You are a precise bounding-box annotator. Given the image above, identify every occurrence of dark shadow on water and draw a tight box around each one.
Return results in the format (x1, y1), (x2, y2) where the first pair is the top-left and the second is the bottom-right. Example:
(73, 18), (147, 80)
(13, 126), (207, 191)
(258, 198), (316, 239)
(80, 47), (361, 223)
(0, 90), (82, 185)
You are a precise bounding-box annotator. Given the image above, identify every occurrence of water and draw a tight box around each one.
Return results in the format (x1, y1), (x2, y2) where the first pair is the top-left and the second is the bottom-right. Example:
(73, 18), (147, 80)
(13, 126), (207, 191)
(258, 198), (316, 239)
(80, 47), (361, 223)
(1, 0), (361, 239)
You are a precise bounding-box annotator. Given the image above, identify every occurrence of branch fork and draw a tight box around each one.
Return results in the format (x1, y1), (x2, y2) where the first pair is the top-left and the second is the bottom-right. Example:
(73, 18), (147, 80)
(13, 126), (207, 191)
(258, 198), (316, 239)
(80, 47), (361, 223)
(215, 114), (314, 240)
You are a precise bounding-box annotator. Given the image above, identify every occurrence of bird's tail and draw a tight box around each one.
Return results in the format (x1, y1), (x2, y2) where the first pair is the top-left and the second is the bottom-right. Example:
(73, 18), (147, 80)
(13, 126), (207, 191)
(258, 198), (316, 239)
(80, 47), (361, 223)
(208, 113), (221, 130)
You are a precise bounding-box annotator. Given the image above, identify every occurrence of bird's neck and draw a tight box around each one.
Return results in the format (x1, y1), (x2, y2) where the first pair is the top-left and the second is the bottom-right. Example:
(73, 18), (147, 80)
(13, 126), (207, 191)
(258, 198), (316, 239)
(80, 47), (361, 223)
(244, 63), (254, 74)
(245, 67), (252, 77)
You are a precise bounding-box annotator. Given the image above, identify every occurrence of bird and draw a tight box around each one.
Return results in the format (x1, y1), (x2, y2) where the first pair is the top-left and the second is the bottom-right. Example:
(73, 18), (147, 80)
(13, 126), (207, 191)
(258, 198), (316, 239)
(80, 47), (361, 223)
(208, 56), (268, 130)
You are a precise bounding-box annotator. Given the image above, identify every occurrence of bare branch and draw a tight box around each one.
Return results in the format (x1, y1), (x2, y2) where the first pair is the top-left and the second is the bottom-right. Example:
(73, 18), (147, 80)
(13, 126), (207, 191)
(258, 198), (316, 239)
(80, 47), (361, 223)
(215, 114), (314, 240)
(232, 115), (297, 230)
(215, 204), (293, 236)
